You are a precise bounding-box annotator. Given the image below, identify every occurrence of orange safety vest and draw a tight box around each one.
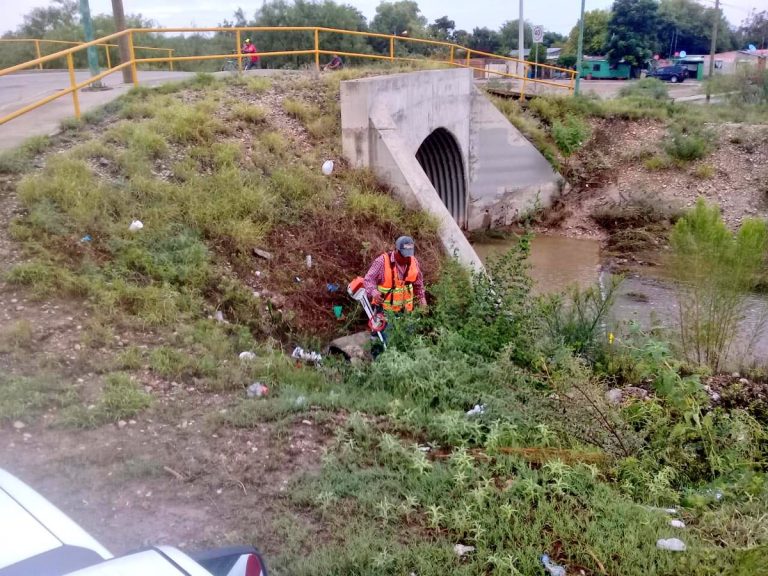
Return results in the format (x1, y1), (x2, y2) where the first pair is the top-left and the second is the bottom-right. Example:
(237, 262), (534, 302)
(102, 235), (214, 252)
(377, 253), (420, 313)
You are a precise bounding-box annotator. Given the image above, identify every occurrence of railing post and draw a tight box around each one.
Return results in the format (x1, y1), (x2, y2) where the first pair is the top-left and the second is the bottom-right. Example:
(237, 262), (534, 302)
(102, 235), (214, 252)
(168, 49), (173, 71)
(127, 31), (138, 86)
(466, 49), (471, 68)
(104, 45), (111, 69)
(521, 65), (527, 100)
(66, 53), (81, 119)
(314, 28), (320, 71)
(34, 40), (43, 70)
(389, 36), (395, 60)
(450, 45), (454, 65)
(236, 29), (242, 72)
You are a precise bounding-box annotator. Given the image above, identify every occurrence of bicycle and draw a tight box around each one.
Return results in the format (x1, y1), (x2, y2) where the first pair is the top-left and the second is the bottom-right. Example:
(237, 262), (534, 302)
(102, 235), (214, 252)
(221, 52), (240, 74)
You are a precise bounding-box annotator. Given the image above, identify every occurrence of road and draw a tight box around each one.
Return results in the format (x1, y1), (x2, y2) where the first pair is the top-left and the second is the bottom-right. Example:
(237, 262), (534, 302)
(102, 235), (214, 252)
(0, 70), (194, 151)
(481, 78), (704, 100)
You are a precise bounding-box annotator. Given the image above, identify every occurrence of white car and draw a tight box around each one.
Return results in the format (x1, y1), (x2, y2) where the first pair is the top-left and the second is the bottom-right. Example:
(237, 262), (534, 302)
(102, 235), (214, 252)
(0, 469), (267, 576)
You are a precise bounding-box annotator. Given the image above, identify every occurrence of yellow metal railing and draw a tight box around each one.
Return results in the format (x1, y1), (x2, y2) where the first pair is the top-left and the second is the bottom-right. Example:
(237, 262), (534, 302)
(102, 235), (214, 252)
(0, 38), (174, 71)
(0, 27), (576, 127)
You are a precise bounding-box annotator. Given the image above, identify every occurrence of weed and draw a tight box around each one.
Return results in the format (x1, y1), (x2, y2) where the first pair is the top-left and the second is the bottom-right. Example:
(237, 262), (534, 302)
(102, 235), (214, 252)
(232, 103), (267, 124)
(62, 372), (152, 428)
(0, 135), (49, 174)
(0, 375), (73, 423)
(260, 131), (288, 155)
(618, 78), (669, 101)
(694, 163), (715, 179)
(552, 116), (591, 157)
(0, 319), (34, 352)
(283, 98), (320, 123)
(643, 154), (671, 170)
(5, 261), (87, 299)
(592, 190), (680, 230)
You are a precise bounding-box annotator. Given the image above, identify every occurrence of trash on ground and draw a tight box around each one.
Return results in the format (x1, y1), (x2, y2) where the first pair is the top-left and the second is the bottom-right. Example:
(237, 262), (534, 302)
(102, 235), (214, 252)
(294, 395), (307, 406)
(214, 310), (228, 324)
(295, 276), (302, 283)
(656, 538), (686, 552)
(333, 305), (343, 319)
(239, 351), (257, 361)
(453, 544), (475, 557)
(252, 247), (273, 260)
(247, 382), (269, 398)
(301, 419), (312, 426)
(306, 254), (312, 269)
(670, 519), (686, 528)
(418, 445), (431, 452)
(540, 554), (566, 576)
(326, 283), (340, 292)
(322, 160), (334, 175)
(292, 346), (322, 363)
(663, 508), (678, 514)
(128, 220), (144, 232)
(466, 404), (486, 417)
(80, 235), (92, 243)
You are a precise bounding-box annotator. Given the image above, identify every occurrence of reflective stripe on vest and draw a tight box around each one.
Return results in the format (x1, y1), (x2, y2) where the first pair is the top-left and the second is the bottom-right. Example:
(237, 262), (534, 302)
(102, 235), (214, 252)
(376, 252), (419, 313)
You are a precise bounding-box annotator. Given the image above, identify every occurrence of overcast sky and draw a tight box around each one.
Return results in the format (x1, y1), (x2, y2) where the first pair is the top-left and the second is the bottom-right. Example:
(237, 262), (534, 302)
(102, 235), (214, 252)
(1, 0), (759, 36)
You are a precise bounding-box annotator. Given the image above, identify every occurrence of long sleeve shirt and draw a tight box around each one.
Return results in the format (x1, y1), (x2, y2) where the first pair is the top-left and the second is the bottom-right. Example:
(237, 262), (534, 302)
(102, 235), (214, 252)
(364, 252), (426, 307)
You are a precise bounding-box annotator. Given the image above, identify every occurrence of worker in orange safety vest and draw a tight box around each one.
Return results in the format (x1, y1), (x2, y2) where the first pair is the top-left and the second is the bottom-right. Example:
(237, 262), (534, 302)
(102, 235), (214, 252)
(363, 236), (427, 314)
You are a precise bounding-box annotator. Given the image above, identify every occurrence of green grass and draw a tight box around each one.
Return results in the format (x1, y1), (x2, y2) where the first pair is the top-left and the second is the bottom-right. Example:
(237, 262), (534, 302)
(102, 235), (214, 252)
(231, 103), (267, 124)
(0, 375), (75, 423)
(283, 98), (320, 124)
(0, 319), (34, 352)
(0, 135), (49, 174)
(60, 372), (152, 428)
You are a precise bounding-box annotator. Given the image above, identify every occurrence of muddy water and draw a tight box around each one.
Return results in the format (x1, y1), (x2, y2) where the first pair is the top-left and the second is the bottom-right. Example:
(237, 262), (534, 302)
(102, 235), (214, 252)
(473, 235), (768, 366)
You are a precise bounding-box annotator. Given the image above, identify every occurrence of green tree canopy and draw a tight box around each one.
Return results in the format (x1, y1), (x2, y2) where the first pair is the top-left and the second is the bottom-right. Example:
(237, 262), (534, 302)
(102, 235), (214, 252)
(606, 0), (659, 67)
(370, 1), (427, 37)
(499, 20), (532, 54)
(428, 16), (455, 41)
(738, 9), (768, 49)
(656, 0), (734, 57)
(469, 27), (501, 54)
(563, 9), (611, 57)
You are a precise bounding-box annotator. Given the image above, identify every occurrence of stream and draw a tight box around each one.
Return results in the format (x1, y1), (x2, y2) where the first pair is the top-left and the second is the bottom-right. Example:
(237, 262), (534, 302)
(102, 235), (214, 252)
(473, 235), (768, 366)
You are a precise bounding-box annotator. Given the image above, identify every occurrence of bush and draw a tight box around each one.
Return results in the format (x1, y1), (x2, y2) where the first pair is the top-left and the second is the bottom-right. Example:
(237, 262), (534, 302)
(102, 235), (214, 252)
(668, 199), (768, 371)
(552, 117), (591, 157)
(0, 135), (50, 174)
(592, 190), (680, 229)
(664, 128), (712, 162)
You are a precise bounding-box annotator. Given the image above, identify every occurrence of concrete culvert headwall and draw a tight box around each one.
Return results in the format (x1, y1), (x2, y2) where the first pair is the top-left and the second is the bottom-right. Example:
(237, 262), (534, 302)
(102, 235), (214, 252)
(415, 128), (467, 228)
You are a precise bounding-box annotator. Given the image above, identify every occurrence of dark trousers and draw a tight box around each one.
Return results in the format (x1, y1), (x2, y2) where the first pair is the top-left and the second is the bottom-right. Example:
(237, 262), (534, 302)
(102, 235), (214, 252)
(244, 59), (261, 70)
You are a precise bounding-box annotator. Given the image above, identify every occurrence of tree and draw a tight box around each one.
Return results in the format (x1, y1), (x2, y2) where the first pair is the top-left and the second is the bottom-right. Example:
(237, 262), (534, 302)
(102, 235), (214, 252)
(606, 0), (660, 67)
(543, 31), (567, 47)
(428, 16), (455, 41)
(370, 1), (427, 37)
(563, 9), (610, 56)
(499, 19), (532, 54)
(17, 0), (78, 38)
(738, 9), (768, 49)
(469, 27), (501, 54)
(656, 0), (734, 57)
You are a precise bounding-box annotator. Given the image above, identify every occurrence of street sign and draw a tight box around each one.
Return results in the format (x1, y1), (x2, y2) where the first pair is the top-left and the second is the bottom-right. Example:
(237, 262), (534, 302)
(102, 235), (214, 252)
(533, 25), (544, 44)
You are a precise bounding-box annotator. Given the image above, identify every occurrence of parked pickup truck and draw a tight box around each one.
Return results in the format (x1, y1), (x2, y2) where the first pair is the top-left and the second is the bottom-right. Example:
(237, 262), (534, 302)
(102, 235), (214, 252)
(0, 469), (267, 576)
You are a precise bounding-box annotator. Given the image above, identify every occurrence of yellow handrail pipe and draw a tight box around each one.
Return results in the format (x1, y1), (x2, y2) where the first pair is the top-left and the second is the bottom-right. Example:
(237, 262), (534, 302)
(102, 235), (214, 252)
(0, 26), (577, 129)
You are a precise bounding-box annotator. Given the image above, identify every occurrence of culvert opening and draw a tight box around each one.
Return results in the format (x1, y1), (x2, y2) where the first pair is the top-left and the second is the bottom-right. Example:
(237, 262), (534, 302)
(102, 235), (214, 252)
(415, 128), (467, 228)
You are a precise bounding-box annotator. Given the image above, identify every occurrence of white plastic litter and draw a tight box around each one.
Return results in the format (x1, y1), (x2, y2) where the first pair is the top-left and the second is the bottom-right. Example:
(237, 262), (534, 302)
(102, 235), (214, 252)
(291, 346), (322, 363)
(128, 220), (144, 232)
(465, 404), (487, 417)
(306, 254), (312, 269)
(663, 508), (678, 514)
(239, 351), (257, 361)
(541, 554), (566, 576)
(656, 538), (686, 552)
(453, 544), (475, 557)
(214, 310), (227, 324)
(322, 160), (334, 175)
(294, 395), (307, 406)
(247, 382), (269, 397)
(670, 520), (686, 529)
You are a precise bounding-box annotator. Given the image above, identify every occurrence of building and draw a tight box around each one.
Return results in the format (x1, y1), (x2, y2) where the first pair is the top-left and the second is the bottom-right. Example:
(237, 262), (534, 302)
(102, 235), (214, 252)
(579, 57), (631, 80)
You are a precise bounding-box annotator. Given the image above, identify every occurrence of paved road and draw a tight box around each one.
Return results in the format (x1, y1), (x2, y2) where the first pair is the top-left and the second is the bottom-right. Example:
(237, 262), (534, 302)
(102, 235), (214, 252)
(0, 70), (194, 151)
(481, 78), (704, 100)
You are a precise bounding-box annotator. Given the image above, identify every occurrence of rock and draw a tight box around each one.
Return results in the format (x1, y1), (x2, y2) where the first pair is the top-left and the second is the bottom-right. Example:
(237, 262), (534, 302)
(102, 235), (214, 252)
(117, 420), (127, 429)
(252, 248), (273, 260)
(670, 519), (686, 528)
(327, 331), (371, 361)
(606, 386), (648, 405)
(12, 421), (25, 430)
(454, 544), (475, 557)
(605, 388), (624, 405)
(239, 351), (257, 361)
(739, 378), (749, 385)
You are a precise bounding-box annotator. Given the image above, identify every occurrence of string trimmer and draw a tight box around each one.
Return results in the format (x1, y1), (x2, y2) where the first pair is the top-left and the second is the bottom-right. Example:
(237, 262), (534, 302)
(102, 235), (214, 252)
(347, 277), (387, 349)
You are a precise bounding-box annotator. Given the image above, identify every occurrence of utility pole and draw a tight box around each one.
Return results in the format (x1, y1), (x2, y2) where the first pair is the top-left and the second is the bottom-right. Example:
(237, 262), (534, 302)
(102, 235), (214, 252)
(518, 0), (524, 76)
(575, 0), (586, 95)
(111, 0), (132, 84)
(706, 0), (720, 103)
(78, 0), (105, 88)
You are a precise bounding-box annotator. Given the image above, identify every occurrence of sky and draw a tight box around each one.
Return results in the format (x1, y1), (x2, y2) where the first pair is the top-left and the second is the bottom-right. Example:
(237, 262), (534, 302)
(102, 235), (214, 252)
(1, 0), (760, 36)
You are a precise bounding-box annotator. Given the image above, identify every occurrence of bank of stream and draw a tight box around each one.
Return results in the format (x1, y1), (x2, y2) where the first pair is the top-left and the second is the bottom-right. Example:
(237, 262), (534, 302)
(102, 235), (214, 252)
(473, 235), (768, 367)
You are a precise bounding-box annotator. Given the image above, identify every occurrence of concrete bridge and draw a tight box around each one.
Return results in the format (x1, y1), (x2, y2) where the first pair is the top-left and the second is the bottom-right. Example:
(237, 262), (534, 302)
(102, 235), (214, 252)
(341, 69), (563, 270)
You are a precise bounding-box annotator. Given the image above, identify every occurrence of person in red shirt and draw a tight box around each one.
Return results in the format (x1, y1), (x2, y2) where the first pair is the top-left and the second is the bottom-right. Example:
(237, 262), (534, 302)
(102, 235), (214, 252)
(242, 38), (260, 70)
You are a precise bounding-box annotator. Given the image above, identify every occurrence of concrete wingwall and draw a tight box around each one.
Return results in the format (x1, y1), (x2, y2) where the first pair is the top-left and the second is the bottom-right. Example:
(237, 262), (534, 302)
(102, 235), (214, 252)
(340, 69), (563, 270)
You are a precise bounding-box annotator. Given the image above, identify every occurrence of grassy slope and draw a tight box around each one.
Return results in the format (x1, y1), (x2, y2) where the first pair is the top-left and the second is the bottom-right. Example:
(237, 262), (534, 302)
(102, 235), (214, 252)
(0, 73), (767, 575)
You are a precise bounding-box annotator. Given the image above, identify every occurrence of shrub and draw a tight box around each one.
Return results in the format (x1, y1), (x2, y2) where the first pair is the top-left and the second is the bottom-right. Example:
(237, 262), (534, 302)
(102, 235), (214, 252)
(232, 103), (267, 124)
(664, 128), (712, 162)
(283, 98), (319, 123)
(668, 199), (768, 371)
(592, 190), (680, 229)
(643, 154), (671, 170)
(552, 116), (591, 157)
(694, 163), (715, 179)
(0, 135), (50, 174)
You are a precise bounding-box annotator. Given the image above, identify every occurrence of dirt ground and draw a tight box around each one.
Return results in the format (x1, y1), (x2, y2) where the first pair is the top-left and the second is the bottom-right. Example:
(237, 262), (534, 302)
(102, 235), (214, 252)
(540, 119), (768, 239)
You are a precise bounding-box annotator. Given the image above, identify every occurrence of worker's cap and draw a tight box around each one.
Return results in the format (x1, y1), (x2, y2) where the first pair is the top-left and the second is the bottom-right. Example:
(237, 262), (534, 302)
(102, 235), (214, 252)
(245, 38), (251, 43)
(395, 236), (415, 257)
